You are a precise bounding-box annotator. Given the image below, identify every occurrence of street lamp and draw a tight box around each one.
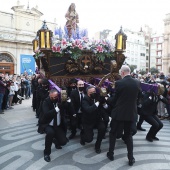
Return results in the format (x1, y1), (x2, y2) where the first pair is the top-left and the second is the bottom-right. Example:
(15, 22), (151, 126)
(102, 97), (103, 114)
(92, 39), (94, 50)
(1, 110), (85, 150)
(115, 26), (127, 52)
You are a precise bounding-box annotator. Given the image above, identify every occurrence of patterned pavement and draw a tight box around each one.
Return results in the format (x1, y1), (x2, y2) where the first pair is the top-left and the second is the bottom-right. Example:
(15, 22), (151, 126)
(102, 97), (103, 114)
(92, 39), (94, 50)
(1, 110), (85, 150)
(0, 98), (170, 170)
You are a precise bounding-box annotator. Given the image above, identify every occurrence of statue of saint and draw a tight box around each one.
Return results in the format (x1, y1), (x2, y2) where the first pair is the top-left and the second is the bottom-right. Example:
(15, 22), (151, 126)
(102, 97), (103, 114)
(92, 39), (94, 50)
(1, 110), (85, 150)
(65, 3), (79, 38)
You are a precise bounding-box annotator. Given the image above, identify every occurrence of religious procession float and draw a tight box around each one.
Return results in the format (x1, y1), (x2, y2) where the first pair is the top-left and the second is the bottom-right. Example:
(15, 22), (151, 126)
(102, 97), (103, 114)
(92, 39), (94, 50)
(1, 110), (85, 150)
(32, 3), (158, 95)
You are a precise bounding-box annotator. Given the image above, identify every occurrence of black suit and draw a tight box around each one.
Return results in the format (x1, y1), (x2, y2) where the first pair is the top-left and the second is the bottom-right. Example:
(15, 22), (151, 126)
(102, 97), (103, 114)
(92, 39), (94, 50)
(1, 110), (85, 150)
(38, 97), (67, 155)
(138, 92), (166, 139)
(108, 75), (141, 160)
(81, 95), (105, 149)
(37, 87), (49, 120)
(31, 78), (38, 110)
(70, 89), (84, 135)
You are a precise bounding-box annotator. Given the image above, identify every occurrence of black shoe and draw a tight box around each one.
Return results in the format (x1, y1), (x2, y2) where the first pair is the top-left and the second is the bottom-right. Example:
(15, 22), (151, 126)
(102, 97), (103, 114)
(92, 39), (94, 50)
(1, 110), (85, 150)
(95, 148), (101, 154)
(80, 138), (85, 146)
(137, 126), (146, 131)
(0, 112), (4, 114)
(69, 133), (76, 139)
(153, 136), (159, 140)
(107, 152), (114, 161)
(44, 155), (51, 162)
(146, 136), (153, 142)
(55, 144), (62, 149)
(129, 158), (135, 166)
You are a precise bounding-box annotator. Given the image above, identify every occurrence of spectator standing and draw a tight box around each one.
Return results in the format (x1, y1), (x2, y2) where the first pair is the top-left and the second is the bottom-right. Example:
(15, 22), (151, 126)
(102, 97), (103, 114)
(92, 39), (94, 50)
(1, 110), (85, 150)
(8, 81), (15, 109)
(0, 76), (6, 114)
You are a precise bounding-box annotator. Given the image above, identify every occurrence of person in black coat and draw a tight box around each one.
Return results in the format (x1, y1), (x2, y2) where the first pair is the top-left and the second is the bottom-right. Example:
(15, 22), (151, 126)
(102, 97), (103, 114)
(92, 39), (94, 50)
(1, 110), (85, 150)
(67, 78), (77, 97)
(31, 74), (39, 112)
(80, 86), (106, 154)
(38, 89), (68, 162)
(37, 79), (49, 120)
(69, 80), (85, 139)
(138, 90), (167, 142)
(35, 78), (42, 118)
(107, 65), (141, 166)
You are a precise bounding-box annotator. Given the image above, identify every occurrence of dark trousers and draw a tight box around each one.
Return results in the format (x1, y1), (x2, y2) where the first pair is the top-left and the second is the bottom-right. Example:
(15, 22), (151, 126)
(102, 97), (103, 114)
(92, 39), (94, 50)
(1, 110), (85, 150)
(21, 88), (25, 97)
(2, 91), (9, 110)
(102, 111), (110, 131)
(166, 104), (170, 117)
(142, 114), (163, 138)
(44, 125), (67, 155)
(81, 121), (105, 148)
(12, 91), (18, 104)
(70, 113), (82, 135)
(32, 91), (37, 110)
(109, 119), (133, 160)
(137, 115), (144, 128)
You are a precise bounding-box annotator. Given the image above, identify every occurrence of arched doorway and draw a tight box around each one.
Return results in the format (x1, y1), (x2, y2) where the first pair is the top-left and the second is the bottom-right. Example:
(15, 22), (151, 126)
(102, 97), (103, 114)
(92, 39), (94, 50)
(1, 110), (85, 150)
(0, 53), (14, 75)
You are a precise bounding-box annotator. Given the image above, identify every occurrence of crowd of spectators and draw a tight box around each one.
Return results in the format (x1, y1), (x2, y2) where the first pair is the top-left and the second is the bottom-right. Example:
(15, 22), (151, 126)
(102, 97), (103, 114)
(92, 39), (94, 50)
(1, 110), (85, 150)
(0, 73), (33, 114)
(131, 71), (170, 120)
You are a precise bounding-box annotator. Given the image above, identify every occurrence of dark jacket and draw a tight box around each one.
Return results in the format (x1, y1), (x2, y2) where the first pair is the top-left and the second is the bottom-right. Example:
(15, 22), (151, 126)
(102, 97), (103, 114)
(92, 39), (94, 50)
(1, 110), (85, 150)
(81, 95), (103, 125)
(31, 78), (38, 92)
(38, 97), (66, 134)
(70, 89), (83, 114)
(138, 91), (168, 116)
(111, 75), (141, 121)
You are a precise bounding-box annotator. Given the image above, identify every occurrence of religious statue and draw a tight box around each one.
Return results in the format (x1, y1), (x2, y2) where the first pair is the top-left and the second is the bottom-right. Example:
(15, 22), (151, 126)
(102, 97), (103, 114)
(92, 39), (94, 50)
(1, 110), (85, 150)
(65, 3), (79, 38)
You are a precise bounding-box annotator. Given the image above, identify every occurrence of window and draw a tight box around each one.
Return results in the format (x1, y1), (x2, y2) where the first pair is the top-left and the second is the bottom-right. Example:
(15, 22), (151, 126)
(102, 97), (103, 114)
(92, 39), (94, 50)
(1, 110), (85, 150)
(0, 66), (10, 69)
(0, 53), (13, 62)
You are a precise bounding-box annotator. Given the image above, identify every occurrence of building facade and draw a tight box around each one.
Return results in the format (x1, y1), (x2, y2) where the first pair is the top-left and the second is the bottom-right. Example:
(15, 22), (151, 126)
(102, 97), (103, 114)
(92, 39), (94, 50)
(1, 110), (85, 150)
(124, 29), (146, 71)
(163, 13), (170, 75)
(0, 1), (57, 75)
(150, 35), (163, 71)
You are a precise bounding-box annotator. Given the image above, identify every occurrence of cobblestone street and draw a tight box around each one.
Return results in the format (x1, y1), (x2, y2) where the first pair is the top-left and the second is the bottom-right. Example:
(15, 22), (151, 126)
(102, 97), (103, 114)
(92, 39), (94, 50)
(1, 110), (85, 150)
(0, 98), (170, 170)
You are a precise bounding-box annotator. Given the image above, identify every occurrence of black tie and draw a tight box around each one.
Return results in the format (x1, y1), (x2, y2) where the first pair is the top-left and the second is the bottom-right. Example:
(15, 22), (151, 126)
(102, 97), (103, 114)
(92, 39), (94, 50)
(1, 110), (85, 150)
(80, 93), (83, 110)
(53, 103), (57, 128)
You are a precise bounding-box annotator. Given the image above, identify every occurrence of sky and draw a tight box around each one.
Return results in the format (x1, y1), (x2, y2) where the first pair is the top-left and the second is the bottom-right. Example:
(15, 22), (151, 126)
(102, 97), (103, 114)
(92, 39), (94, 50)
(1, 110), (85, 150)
(1, 0), (170, 37)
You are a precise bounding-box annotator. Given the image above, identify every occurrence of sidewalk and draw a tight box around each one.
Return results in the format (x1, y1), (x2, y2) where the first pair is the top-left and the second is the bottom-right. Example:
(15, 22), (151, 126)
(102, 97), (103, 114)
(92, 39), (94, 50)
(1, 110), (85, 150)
(0, 98), (36, 128)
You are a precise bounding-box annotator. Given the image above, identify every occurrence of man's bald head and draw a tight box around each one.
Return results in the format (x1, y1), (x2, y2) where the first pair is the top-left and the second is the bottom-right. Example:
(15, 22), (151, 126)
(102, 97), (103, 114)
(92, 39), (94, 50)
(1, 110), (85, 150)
(120, 65), (131, 78)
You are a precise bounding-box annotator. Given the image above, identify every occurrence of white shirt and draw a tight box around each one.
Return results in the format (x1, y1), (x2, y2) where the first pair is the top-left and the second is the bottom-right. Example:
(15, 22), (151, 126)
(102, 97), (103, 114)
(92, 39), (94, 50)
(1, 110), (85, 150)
(49, 103), (61, 126)
(9, 86), (15, 95)
(14, 81), (19, 91)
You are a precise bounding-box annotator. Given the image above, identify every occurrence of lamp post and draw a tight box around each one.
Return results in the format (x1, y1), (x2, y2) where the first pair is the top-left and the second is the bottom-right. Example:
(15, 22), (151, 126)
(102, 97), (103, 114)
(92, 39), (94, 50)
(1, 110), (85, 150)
(32, 21), (53, 77)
